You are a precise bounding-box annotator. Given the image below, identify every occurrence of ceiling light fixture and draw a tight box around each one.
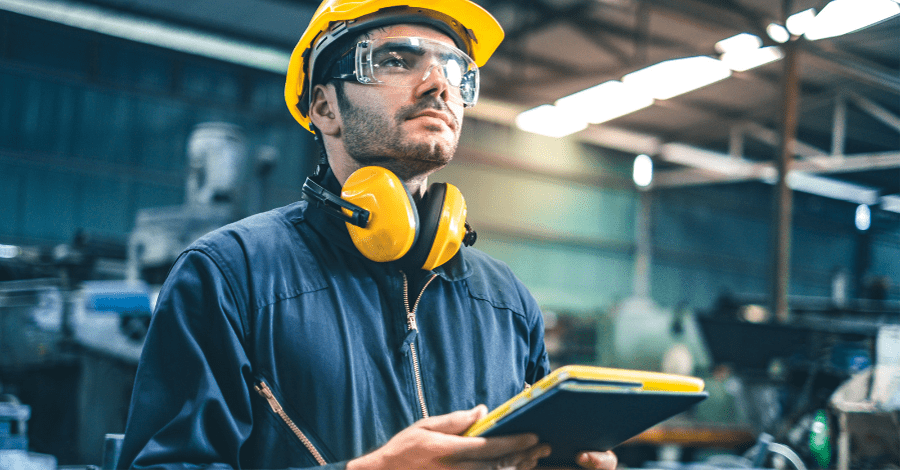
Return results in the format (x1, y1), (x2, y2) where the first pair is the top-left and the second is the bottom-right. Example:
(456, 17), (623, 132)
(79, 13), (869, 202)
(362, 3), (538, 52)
(766, 23), (791, 43)
(855, 204), (872, 231)
(555, 81), (654, 124)
(786, 8), (817, 35)
(805, 0), (900, 40)
(714, 33), (762, 54)
(0, 244), (20, 259)
(721, 46), (784, 72)
(515, 105), (588, 138)
(622, 57), (732, 100)
(633, 154), (653, 188)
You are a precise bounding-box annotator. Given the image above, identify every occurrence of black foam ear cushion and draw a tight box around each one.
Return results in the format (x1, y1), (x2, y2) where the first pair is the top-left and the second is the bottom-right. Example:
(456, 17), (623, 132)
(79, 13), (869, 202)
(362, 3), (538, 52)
(404, 183), (446, 270)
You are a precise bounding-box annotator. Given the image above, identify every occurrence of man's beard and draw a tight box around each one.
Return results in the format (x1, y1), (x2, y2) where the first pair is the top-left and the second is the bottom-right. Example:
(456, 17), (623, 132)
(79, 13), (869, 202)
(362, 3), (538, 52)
(338, 93), (460, 182)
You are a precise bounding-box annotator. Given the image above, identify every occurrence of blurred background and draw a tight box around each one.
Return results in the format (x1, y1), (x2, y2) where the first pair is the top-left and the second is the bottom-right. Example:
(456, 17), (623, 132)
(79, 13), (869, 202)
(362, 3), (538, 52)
(0, 0), (898, 469)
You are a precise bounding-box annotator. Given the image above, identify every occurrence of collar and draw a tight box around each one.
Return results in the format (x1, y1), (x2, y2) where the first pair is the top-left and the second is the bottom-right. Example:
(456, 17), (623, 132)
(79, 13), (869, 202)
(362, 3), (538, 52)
(302, 168), (474, 282)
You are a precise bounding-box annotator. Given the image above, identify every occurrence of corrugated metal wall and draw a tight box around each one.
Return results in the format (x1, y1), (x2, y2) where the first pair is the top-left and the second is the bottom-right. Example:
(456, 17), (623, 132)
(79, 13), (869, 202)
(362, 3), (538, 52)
(0, 10), (315, 246)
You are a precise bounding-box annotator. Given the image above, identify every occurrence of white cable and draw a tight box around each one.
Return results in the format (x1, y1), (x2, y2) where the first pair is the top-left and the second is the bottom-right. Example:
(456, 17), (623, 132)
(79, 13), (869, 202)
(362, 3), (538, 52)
(768, 443), (809, 470)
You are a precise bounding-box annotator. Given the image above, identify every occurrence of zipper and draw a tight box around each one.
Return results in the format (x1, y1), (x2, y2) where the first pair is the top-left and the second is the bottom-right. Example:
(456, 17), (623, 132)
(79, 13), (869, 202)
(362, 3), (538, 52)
(254, 381), (327, 466)
(402, 271), (438, 419)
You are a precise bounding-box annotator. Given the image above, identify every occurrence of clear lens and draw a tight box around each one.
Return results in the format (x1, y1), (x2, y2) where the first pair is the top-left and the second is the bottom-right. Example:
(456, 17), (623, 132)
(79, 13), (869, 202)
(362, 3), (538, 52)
(355, 37), (479, 106)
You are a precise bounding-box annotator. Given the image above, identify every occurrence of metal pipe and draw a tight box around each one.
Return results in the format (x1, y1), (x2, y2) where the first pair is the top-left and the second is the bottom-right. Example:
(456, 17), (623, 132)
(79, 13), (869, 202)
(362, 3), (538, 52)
(832, 93), (847, 156)
(633, 190), (652, 298)
(772, 40), (801, 323)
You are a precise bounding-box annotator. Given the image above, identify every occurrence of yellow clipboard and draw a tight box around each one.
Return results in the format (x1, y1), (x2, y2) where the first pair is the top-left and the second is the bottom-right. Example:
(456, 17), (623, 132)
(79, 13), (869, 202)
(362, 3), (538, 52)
(464, 365), (707, 466)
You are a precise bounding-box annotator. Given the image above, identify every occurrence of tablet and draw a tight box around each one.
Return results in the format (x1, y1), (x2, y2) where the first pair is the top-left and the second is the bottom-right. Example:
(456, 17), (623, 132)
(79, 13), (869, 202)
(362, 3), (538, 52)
(464, 365), (708, 467)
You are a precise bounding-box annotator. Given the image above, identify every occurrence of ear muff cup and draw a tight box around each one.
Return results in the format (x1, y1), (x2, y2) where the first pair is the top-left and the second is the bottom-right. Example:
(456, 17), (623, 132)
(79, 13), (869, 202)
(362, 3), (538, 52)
(404, 182), (468, 271)
(404, 183), (447, 270)
(341, 166), (419, 262)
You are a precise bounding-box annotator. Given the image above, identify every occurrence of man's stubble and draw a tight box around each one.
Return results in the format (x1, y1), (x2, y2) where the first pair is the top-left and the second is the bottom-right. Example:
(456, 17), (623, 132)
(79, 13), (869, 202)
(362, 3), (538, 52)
(337, 91), (461, 182)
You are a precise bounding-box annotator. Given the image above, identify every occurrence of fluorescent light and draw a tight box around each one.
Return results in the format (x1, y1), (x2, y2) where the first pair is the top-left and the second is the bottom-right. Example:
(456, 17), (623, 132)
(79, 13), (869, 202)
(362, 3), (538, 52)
(0, 244), (20, 259)
(856, 204), (872, 231)
(721, 46), (784, 72)
(515, 105), (588, 138)
(715, 33), (762, 54)
(633, 154), (653, 187)
(0, 0), (290, 73)
(786, 8), (817, 35)
(555, 81), (653, 124)
(622, 57), (731, 100)
(805, 0), (900, 40)
(767, 23), (791, 43)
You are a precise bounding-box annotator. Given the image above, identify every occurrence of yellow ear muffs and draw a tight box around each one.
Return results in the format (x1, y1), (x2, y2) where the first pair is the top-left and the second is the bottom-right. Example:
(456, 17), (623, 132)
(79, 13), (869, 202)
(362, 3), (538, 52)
(341, 166), (419, 262)
(404, 182), (468, 271)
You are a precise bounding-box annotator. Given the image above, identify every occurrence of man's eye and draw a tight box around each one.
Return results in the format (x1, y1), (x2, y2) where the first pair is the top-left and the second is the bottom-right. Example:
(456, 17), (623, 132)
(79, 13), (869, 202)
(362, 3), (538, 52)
(378, 57), (408, 69)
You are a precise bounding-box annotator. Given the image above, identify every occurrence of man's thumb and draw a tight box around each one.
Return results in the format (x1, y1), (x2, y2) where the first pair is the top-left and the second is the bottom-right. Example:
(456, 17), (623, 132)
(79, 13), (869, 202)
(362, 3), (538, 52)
(419, 405), (488, 435)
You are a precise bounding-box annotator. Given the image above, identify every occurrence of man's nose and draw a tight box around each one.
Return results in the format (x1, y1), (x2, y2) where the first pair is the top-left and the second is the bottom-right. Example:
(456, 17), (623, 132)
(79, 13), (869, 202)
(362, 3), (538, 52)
(417, 63), (452, 102)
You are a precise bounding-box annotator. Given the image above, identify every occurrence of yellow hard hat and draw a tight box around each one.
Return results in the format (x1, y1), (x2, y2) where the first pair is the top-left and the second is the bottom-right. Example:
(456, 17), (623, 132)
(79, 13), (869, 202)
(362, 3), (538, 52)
(285, 0), (505, 133)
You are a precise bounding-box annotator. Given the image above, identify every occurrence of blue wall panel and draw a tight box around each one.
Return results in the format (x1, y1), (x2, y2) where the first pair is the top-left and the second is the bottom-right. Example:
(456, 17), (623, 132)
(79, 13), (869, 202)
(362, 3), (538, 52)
(97, 41), (173, 95)
(132, 97), (191, 173)
(73, 88), (136, 163)
(0, 163), (25, 238)
(0, 10), (316, 247)
(21, 168), (78, 241)
(76, 176), (133, 235)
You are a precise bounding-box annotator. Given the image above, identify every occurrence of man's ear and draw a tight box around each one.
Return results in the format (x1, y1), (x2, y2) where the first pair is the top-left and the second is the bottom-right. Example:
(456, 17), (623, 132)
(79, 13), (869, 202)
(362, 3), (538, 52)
(309, 83), (341, 137)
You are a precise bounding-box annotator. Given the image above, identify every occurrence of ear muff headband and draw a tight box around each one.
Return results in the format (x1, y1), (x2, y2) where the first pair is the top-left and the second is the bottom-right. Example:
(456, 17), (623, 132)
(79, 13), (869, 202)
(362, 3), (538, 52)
(341, 167), (418, 262)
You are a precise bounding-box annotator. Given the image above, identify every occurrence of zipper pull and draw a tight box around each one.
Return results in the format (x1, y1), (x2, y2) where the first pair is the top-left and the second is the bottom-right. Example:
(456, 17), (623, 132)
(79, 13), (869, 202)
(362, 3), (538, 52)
(399, 329), (418, 354)
(406, 312), (418, 331)
(255, 382), (284, 414)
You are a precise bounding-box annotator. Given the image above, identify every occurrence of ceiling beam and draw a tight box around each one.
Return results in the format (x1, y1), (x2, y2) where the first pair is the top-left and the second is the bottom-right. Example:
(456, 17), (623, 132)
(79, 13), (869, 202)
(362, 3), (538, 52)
(0, 0), (291, 73)
(741, 122), (828, 157)
(503, 0), (700, 56)
(846, 90), (900, 133)
(799, 41), (900, 96)
(568, 16), (634, 67)
(655, 144), (900, 192)
(637, 0), (770, 38)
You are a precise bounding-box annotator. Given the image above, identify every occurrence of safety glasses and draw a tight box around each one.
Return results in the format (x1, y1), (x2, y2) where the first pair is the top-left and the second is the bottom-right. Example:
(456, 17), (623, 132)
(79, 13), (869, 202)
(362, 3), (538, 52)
(330, 36), (479, 107)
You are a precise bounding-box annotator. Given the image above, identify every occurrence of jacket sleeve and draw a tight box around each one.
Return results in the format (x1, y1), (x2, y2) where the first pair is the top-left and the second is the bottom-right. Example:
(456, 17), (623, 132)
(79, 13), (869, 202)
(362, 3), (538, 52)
(520, 279), (551, 386)
(118, 249), (348, 470)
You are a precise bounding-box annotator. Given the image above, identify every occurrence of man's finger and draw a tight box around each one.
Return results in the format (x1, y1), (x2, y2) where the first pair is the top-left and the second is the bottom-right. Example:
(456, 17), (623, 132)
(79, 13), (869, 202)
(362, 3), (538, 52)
(419, 405), (488, 435)
(454, 444), (546, 470)
(449, 433), (539, 460)
(576, 450), (618, 470)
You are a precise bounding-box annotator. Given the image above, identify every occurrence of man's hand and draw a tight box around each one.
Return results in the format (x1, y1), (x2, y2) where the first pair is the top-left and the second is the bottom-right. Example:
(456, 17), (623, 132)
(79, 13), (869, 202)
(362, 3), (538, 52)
(347, 405), (551, 470)
(540, 450), (617, 470)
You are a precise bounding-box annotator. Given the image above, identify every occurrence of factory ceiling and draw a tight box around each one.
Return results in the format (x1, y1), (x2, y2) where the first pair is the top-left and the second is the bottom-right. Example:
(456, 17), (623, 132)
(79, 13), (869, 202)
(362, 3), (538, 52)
(5, 0), (900, 207)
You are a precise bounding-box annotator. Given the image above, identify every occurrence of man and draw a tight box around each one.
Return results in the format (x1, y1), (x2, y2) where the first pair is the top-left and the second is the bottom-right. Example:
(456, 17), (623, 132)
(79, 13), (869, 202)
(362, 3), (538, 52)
(119, 1), (617, 469)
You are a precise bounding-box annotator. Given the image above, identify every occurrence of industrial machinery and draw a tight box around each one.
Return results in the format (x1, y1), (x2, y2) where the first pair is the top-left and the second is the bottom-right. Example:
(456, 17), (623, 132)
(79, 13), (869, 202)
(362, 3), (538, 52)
(0, 121), (273, 467)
